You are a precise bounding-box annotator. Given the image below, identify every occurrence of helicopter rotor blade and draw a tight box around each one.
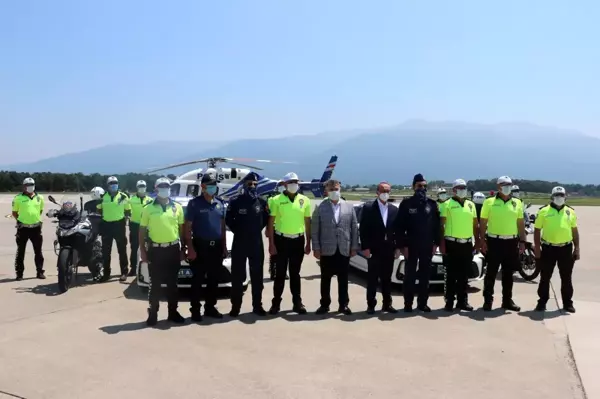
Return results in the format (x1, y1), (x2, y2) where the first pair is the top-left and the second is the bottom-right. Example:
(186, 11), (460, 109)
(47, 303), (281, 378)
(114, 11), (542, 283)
(145, 159), (208, 173)
(227, 161), (264, 170)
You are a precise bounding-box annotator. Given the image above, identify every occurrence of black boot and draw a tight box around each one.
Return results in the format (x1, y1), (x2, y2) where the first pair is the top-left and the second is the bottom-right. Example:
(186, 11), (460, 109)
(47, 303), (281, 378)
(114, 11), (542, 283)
(444, 301), (454, 312)
(229, 306), (241, 317)
(483, 299), (493, 311)
(253, 306), (267, 316)
(167, 310), (185, 324)
(502, 300), (521, 312)
(146, 308), (158, 326)
(190, 309), (203, 322)
(36, 270), (46, 279)
(457, 302), (473, 311)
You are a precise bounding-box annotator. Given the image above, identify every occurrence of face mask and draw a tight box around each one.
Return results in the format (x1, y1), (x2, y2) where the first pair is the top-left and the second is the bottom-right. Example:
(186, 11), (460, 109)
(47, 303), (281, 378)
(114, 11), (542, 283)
(246, 186), (257, 198)
(415, 188), (427, 200)
(137, 187), (146, 194)
(25, 186), (35, 193)
(328, 190), (341, 201)
(109, 184), (118, 192)
(512, 192), (520, 198)
(501, 186), (512, 196)
(205, 185), (217, 196)
(287, 183), (299, 194)
(379, 192), (389, 202)
(157, 188), (170, 198)
(456, 189), (467, 199)
(277, 186), (285, 193)
(553, 196), (565, 206)
(438, 194), (447, 201)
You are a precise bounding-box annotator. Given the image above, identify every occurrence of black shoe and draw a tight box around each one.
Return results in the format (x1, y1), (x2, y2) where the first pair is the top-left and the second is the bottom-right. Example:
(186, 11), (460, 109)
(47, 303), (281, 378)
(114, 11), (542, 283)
(100, 271), (111, 282)
(338, 306), (352, 315)
(268, 305), (280, 315)
(457, 302), (474, 312)
(315, 306), (329, 315)
(190, 310), (203, 322)
(253, 307), (267, 316)
(229, 307), (241, 317)
(119, 274), (128, 282)
(293, 304), (307, 314)
(36, 271), (46, 279)
(146, 310), (158, 326)
(16, 275), (23, 281)
(563, 305), (576, 313)
(128, 268), (136, 277)
(483, 301), (493, 311)
(502, 301), (521, 312)
(404, 305), (413, 313)
(444, 302), (454, 312)
(382, 305), (398, 313)
(535, 303), (546, 312)
(167, 311), (185, 324)
(418, 305), (432, 313)
(204, 307), (223, 319)
(367, 306), (376, 315)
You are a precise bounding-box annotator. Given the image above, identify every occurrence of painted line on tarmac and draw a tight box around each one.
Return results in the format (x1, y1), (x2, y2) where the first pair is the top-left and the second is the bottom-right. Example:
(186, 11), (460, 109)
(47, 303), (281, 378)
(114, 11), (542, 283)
(0, 389), (27, 398)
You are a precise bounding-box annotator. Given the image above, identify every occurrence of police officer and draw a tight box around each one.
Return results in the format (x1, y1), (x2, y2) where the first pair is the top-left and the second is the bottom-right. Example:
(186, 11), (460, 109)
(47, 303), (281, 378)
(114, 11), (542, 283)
(266, 180), (285, 281)
(226, 172), (269, 317)
(479, 176), (525, 311)
(128, 180), (153, 276)
(267, 172), (312, 315)
(184, 174), (227, 321)
(511, 185), (521, 201)
(395, 173), (440, 312)
(139, 178), (185, 326)
(97, 176), (131, 282)
(533, 187), (579, 313)
(439, 179), (479, 311)
(12, 177), (46, 280)
(471, 192), (486, 221)
(437, 188), (449, 213)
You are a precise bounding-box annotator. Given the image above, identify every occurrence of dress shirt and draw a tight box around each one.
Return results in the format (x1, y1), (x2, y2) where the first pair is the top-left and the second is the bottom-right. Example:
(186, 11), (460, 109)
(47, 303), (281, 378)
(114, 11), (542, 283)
(378, 200), (388, 227)
(330, 200), (341, 224)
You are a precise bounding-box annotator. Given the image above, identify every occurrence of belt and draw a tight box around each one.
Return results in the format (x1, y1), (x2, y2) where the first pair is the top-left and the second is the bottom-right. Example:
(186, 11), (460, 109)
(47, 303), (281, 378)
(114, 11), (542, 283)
(445, 237), (472, 244)
(487, 234), (517, 240)
(275, 232), (304, 238)
(199, 239), (221, 246)
(542, 240), (572, 247)
(19, 223), (41, 228)
(150, 240), (180, 248)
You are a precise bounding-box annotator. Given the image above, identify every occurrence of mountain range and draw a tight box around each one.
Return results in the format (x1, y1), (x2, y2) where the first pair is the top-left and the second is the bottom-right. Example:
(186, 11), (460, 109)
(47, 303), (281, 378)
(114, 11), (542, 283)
(3, 120), (600, 185)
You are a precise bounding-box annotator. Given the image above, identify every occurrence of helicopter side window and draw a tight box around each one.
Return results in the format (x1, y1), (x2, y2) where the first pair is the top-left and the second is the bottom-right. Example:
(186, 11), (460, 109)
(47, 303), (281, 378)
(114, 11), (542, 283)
(230, 169), (237, 179)
(186, 184), (199, 197)
(170, 184), (180, 197)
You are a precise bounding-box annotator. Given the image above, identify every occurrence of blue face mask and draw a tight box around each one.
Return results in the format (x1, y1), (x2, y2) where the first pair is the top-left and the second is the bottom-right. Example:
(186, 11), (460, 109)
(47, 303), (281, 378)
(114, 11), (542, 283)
(415, 187), (427, 201)
(109, 184), (118, 192)
(157, 188), (170, 198)
(206, 185), (217, 196)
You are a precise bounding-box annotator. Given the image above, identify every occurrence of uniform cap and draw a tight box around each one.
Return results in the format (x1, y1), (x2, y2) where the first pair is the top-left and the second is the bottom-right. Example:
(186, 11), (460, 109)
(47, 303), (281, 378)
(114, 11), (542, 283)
(136, 180), (147, 187)
(283, 172), (299, 182)
(22, 177), (35, 185)
(437, 188), (447, 193)
(244, 172), (259, 182)
(497, 176), (512, 185)
(511, 184), (520, 191)
(155, 177), (171, 187)
(551, 186), (566, 196)
(452, 179), (467, 188)
(107, 176), (119, 184)
(412, 173), (425, 185)
(201, 173), (217, 185)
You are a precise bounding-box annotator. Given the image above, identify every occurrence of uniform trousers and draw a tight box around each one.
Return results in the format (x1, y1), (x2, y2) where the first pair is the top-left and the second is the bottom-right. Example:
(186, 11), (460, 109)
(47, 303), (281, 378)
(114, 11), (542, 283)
(148, 244), (180, 312)
(444, 240), (473, 303)
(272, 234), (304, 307)
(101, 219), (128, 275)
(230, 238), (265, 309)
(15, 225), (44, 275)
(537, 243), (574, 307)
(190, 238), (222, 312)
(129, 222), (140, 272)
(319, 249), (350, 308)
(403, 246), (432, 307)
(483, 237), (519, 303)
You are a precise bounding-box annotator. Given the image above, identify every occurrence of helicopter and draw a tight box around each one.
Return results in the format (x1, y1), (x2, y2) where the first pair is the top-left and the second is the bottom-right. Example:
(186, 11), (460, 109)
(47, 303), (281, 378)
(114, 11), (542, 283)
(146, 155), (338, 200)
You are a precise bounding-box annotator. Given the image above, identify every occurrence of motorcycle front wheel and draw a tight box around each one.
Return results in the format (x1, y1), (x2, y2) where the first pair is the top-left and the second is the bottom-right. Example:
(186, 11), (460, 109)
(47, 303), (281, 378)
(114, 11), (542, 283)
(57, 249), (75, 293)
(518, 248), (540, 281)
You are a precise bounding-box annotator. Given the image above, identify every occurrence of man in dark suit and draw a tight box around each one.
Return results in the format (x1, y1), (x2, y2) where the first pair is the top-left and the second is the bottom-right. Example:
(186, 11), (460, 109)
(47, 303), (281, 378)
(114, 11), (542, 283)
(359, 182), (399, 314)
(395, 173), (441, 312)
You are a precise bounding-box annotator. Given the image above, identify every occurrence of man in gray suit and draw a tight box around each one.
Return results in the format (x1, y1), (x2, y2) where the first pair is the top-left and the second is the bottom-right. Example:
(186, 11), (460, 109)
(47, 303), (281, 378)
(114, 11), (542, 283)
(311, 179), (359, 315)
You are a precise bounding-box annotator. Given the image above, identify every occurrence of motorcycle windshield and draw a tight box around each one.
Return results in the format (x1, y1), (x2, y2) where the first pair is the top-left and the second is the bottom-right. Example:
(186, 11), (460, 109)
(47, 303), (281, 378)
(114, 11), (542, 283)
(57, 195), (81, 228)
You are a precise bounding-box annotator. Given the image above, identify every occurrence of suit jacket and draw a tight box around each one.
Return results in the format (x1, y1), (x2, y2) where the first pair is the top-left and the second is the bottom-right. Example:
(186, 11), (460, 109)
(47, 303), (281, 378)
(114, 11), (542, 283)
(311, 199), (359, 257)
(359, 199), (399, 255)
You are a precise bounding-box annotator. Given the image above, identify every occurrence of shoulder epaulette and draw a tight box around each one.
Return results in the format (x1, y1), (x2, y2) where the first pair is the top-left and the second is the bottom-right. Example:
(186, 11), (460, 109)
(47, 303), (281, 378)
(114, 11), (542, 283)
(566, 205), (575, 210)
(538, 204), (549, 211)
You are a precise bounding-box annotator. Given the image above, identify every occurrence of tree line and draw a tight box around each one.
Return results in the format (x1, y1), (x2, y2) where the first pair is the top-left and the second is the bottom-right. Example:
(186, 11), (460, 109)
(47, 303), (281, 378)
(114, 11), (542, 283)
(0, 171), (177, 193)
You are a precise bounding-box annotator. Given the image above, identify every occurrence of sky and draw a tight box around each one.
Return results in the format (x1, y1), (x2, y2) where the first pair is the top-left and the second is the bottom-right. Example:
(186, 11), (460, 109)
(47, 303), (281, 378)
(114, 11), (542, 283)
(1, 0), (599, 163)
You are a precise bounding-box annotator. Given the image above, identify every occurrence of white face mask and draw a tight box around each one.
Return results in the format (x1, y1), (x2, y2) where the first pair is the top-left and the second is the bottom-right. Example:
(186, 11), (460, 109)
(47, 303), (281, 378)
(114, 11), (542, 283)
(157, 188), (170, 198)
(438, 194), (448, 201)
(512, 191), (520, 198)
(286, 183), (299, 194)
(137, 187), (146, 194)
(456, 189), (467, 199)
(553, 196), (565, 206)
(26, 186), (35, 193)
(328, 190), (341, 201)
(379, 192), (389, 202)
(501, 186), (512, 196)
(277, 186), (285, 193)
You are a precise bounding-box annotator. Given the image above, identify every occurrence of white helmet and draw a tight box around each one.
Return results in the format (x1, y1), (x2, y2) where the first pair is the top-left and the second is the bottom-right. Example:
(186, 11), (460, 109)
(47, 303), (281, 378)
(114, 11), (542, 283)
(511, 184), (520, 198)
(154, 177), (171, 187)
(472, 192), (486, 204)
(91, 186), (105, 200)
(107, 176), (118, 184)
(136, 180), (147, 188)
(23, 177), (35, 185)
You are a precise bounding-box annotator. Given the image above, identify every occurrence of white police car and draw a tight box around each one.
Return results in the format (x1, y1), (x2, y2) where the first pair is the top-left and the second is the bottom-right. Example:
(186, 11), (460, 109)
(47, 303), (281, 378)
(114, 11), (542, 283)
(349, 202), (486, 285)
(136, 196), (250, 292)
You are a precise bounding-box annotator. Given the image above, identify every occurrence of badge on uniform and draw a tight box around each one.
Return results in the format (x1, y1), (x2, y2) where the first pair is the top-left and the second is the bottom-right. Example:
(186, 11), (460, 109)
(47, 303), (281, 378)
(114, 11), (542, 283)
(172, 206), (177, 217)
(512, 200), (516, 209)
(299, 199), (304, 208)
(255, 205), (261, 213)
(239, 208), (247, 214)
(468, 203), (473, 210)
(425, 205), (431, 214)
(409, 208), (417, 214)
(566, 209), (571, 220)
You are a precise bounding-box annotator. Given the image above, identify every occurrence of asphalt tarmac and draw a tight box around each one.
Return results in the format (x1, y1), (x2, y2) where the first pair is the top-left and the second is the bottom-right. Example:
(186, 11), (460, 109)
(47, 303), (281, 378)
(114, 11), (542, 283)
(0, 194), (595, 399)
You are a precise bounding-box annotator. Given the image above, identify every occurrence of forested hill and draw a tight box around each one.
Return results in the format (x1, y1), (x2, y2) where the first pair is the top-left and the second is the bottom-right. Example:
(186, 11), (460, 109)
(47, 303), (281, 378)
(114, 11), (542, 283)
(0, 171), (599, 197)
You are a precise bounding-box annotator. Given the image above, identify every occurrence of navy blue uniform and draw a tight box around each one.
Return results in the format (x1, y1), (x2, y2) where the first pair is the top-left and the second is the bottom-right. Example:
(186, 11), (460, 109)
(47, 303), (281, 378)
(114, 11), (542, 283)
(226, 192), (268, 310)
(185, 195), (226, 313)
(395, 195), (441, 308)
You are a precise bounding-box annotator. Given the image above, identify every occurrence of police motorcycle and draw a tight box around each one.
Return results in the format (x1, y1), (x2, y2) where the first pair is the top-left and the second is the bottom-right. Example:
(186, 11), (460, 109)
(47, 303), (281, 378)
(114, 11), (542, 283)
(517, 203), (540, 281)
(47, 194), (104, 293)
